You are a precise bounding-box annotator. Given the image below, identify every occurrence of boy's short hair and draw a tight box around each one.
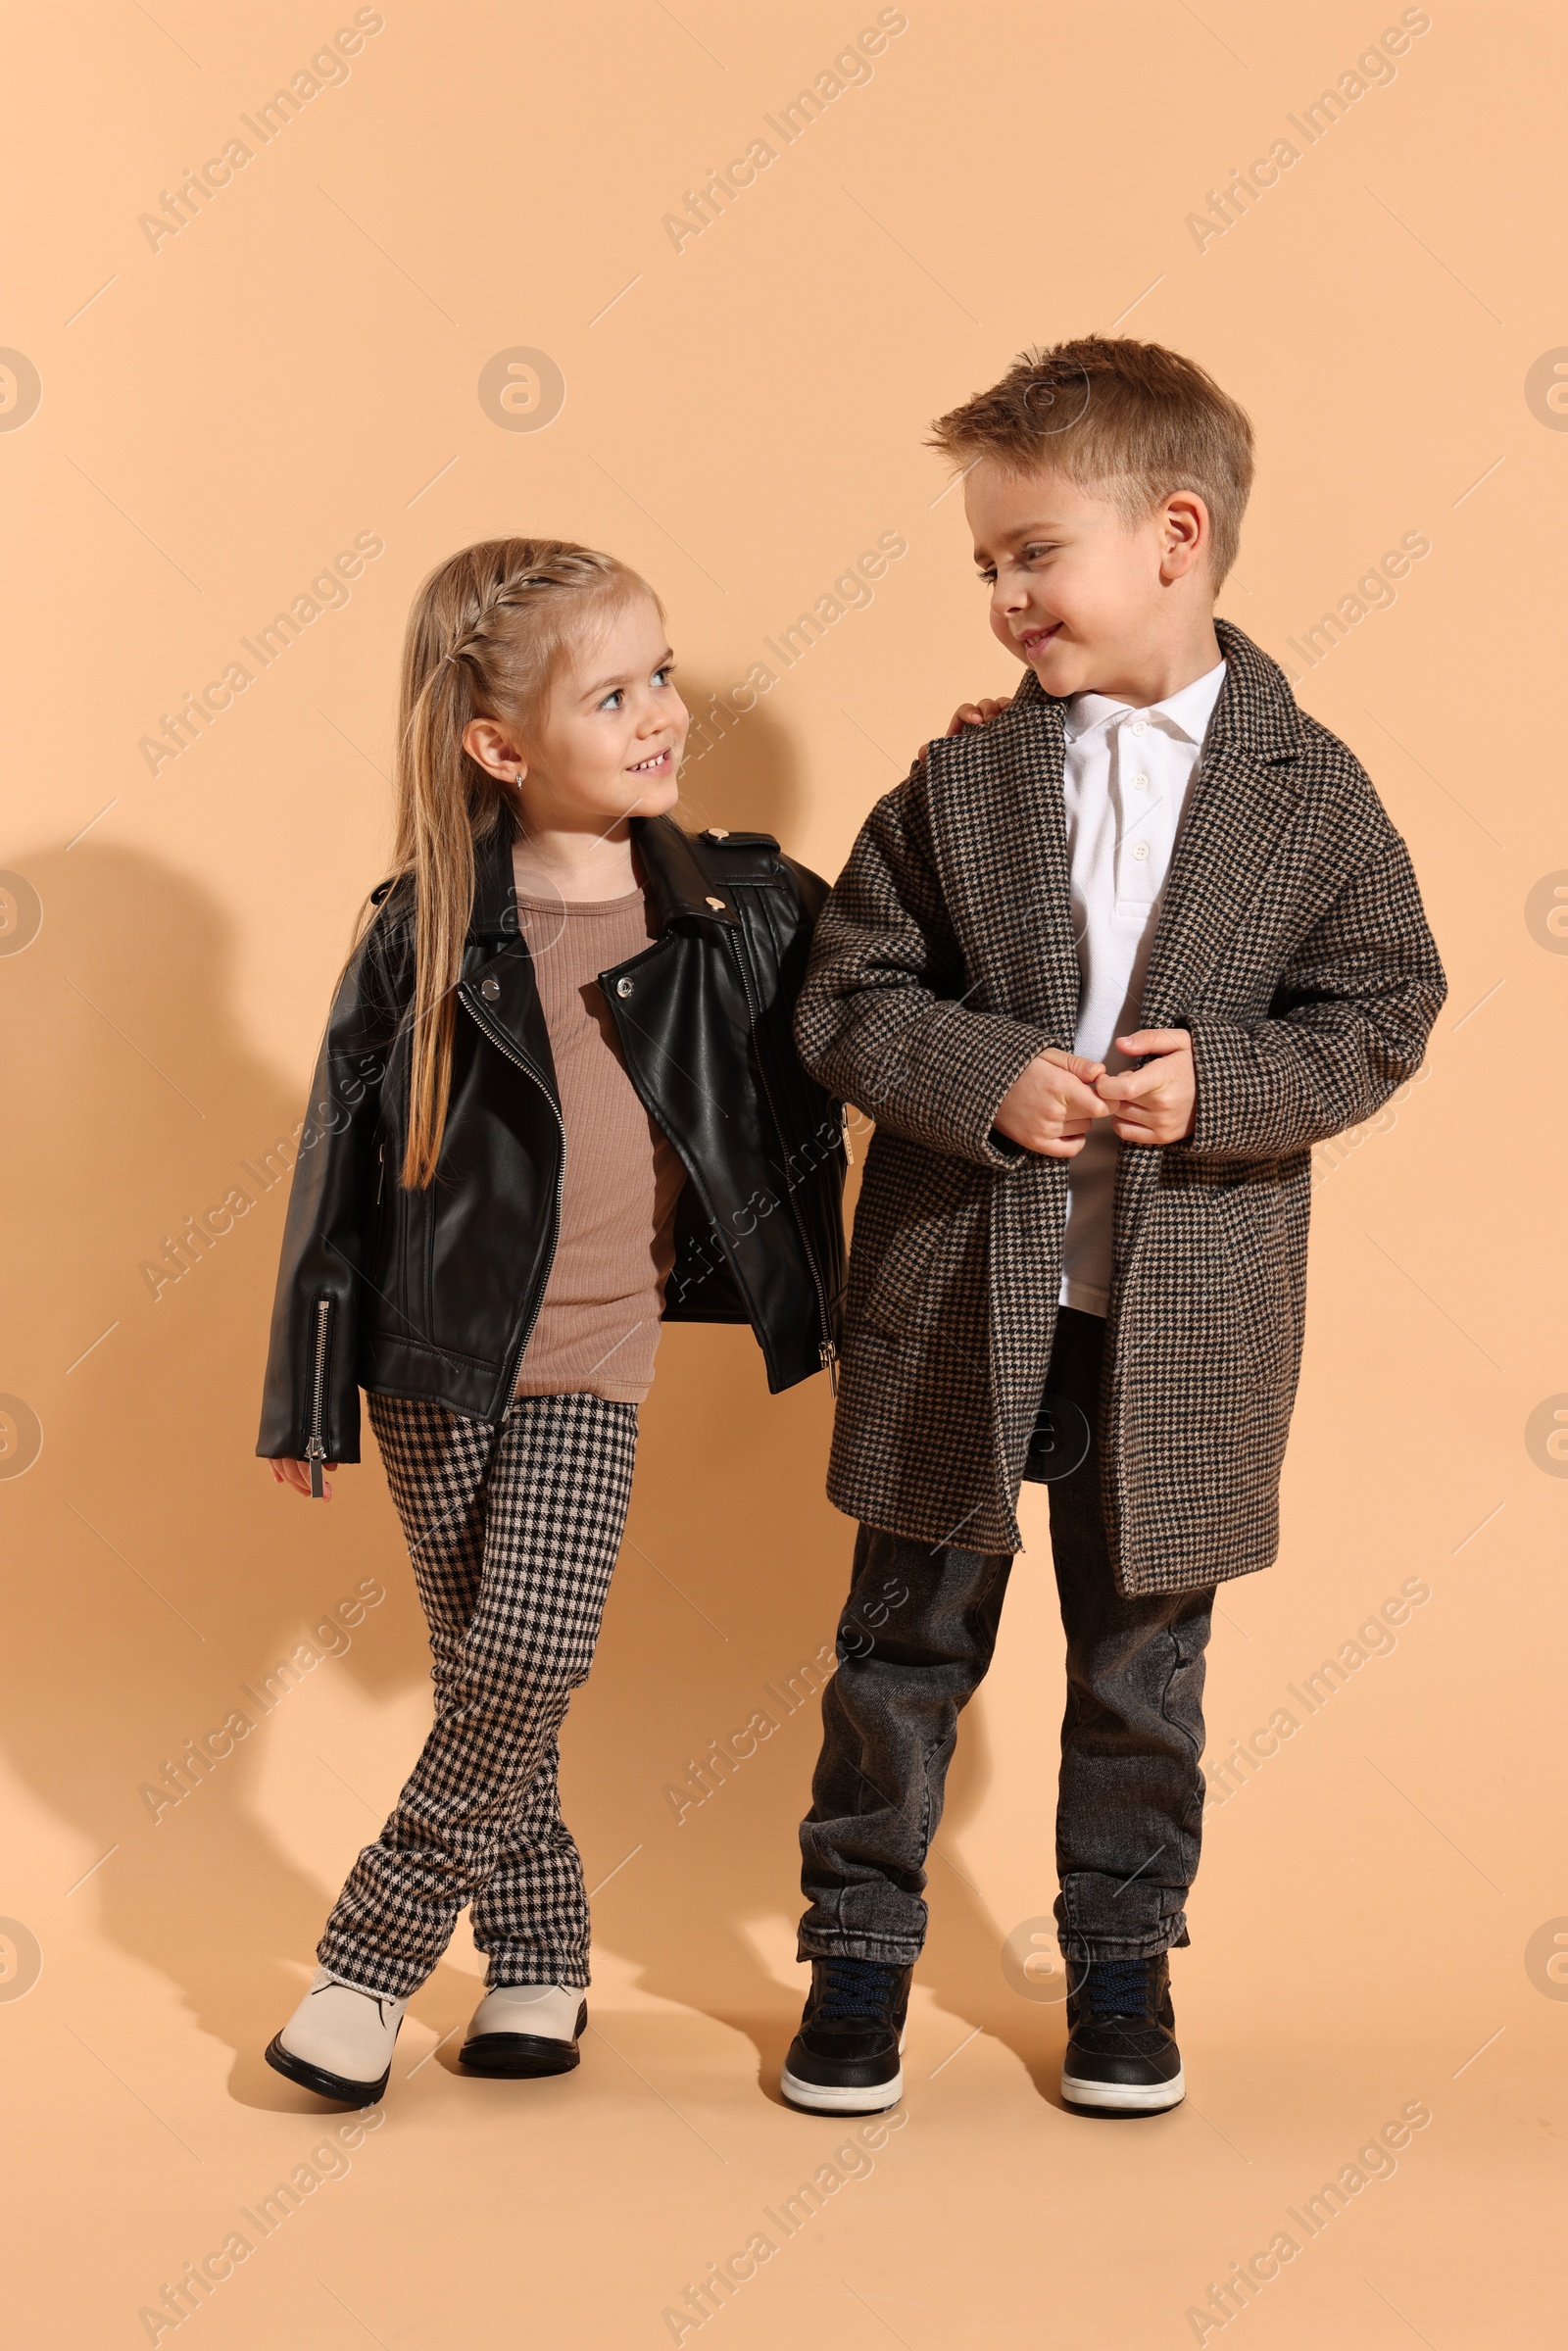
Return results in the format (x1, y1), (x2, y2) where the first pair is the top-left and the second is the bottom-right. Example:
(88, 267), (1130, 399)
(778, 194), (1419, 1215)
(928, 336), (1255, 587)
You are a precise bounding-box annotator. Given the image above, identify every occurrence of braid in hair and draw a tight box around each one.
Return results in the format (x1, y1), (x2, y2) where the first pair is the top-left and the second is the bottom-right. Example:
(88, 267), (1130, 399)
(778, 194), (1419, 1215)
(371, 538), (660, 1187)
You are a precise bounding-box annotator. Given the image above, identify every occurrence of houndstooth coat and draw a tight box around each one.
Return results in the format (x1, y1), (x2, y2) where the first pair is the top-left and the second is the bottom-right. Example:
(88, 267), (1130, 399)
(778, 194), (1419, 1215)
(796, 619), (1446, 1593)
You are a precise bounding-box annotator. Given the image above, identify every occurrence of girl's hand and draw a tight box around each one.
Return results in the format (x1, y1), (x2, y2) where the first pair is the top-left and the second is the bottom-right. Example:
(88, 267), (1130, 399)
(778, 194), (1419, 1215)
(945, 694), (1013, 736)
(915, 693), (1015, 765)
(270, 1458), (338, 1501)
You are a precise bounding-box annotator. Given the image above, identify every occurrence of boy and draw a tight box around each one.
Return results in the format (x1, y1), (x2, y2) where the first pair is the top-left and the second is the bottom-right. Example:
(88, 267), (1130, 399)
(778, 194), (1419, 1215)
(780, 337), (1446, 2118)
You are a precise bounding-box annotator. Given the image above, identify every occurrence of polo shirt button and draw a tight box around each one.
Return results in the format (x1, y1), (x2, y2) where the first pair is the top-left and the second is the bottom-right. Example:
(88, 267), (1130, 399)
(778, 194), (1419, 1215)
(480, 976), (501, 1000)
(616, 977), (634, 998)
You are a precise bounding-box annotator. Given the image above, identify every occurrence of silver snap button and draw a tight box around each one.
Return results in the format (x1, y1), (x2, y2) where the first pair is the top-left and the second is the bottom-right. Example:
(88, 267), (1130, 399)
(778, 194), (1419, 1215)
(480, 976), (501, 1000)
(706, 896), (726, 911)
(616, 977), (634, 998)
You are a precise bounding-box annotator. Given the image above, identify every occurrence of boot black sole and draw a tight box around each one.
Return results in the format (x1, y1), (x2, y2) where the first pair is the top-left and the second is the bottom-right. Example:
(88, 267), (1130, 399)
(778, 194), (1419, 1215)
(264, 2033), (389, 2105)
(458, 2033), (582, 2079)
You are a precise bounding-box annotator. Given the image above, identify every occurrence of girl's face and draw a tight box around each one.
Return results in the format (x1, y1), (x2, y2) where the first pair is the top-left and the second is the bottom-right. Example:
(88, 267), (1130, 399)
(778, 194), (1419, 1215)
(515, 593), (687, 833)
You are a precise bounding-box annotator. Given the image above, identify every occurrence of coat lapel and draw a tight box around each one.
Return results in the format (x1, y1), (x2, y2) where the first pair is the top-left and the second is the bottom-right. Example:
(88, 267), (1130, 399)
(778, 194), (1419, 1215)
(925, 624), (1304, 1048)
(1138, 621), (1304, 1028)
(928, 668), (1081, 1046)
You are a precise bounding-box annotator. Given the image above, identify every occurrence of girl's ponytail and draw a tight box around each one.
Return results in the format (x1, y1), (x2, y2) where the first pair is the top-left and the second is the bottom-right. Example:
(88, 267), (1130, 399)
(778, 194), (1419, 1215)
(375, 538), (659, 1189)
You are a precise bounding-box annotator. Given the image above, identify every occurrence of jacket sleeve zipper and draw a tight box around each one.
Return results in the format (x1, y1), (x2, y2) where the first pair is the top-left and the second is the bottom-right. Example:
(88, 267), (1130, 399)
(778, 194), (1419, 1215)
(722, 917), (838, 1390)
(305, 1296), (333, 1498)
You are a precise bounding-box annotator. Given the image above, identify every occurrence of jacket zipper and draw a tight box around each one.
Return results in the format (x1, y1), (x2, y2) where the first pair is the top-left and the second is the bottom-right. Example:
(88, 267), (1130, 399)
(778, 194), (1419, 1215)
(722, 921), (838, 1391)
(305, 1296), (333, 1497)
(459, 989), (565, 1399)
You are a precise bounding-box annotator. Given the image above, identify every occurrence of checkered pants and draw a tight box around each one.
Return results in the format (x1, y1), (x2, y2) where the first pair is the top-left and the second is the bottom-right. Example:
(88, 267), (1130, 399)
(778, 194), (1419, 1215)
(317, 1391), (638, 1999)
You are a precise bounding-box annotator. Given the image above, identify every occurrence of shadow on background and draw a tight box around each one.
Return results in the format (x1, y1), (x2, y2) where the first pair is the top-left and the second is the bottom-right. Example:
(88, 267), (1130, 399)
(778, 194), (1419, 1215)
(1, 697), (1054, 2112)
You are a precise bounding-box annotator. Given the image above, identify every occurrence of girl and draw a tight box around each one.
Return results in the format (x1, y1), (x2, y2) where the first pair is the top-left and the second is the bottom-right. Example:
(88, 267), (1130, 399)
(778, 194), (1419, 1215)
(257, 539), (844, 2103)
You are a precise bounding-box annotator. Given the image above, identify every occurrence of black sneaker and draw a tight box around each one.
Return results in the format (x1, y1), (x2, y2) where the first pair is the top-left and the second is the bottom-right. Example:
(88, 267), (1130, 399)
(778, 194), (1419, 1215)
(780, 1957), (910, 2115)
(1059, 1950), (1185, 2115)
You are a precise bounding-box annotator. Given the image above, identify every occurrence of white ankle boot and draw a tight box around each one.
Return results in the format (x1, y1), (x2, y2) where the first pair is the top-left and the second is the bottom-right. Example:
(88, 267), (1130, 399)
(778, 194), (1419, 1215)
(460, 1983), (586, 2078)
(266, 1967), (409, 2102)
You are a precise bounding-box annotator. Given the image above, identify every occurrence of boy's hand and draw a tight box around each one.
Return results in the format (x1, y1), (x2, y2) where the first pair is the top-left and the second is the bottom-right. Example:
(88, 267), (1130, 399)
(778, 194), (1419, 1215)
(945, 695), (1013, 736)
(1096, 1030), (1197, 1146)
(270, 1458), (338, 1501)
(995, 1050), (1110, 1158)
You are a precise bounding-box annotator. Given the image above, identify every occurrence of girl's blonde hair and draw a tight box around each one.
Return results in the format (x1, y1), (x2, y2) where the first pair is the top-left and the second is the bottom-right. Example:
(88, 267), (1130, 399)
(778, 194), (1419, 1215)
(379, 537), (659, 1188)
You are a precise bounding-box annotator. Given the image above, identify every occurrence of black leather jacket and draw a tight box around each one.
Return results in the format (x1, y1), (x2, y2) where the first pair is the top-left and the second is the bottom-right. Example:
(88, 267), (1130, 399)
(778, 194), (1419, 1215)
(256, 814), (847, 1471)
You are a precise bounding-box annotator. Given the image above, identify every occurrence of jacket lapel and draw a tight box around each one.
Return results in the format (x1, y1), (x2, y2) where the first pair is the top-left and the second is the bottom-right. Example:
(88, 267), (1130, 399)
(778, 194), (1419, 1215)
(929, 670), (1081, 1045)
(1137, 621), (1304, 1028)
(462, 809), (558, 1087)
(1108, 626), (1306, 1269)
(631, 814), (743, 934)
(469, 806), (523, 939)
(461, 810), (744, 1094)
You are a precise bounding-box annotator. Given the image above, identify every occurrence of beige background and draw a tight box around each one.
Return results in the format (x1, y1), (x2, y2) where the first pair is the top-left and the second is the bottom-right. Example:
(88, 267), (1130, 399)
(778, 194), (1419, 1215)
(3, 2), (1564, 2344)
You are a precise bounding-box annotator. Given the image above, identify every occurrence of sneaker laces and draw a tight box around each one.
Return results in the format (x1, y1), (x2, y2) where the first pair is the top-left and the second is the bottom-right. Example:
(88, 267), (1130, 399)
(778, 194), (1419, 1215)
(816, 1957), (903, 2021)
(1081, 1956), (1154, 2017)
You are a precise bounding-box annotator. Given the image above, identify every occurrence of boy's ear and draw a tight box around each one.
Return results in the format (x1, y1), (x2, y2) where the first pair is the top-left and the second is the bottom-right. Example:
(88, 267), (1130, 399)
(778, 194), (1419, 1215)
(1157, 491), (1210, 582)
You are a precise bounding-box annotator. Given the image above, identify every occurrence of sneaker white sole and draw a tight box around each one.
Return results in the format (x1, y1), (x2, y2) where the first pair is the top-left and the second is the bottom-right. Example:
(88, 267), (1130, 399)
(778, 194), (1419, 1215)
(1060, 2063), (1185, 2114)
(780, 2063), (904, 2115)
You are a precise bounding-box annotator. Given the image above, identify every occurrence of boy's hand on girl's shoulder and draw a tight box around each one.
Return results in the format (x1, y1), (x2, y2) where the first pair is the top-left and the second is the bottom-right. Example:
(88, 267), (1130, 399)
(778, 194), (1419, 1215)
(1095, 1030), (1198, 1147)
(995, 1049), (1109, 1158)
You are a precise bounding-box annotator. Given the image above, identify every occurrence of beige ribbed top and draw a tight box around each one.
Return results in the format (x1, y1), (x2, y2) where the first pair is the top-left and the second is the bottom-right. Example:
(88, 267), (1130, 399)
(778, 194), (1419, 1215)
(511, 877), (684, 1403)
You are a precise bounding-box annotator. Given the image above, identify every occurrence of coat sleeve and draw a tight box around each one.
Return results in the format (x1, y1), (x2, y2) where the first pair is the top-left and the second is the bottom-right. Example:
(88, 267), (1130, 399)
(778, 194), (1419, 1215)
(254, 906), (410, 1464)
(793, 770), (1054, 1170)
(1183, 834), (1446, 1163)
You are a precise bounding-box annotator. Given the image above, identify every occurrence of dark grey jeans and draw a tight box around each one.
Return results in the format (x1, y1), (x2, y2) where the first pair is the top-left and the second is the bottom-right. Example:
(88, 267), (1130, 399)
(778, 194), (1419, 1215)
(798, 1308), (1215, 1967)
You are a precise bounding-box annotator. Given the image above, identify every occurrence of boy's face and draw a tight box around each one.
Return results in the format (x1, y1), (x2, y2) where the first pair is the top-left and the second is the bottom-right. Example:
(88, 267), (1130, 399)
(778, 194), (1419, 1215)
(964, 459), (1209, 702)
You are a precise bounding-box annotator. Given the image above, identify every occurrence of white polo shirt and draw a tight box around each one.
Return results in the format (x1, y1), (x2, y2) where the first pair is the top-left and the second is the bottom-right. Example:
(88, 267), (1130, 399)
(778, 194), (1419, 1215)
(1058, 659), (1227, 1316)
